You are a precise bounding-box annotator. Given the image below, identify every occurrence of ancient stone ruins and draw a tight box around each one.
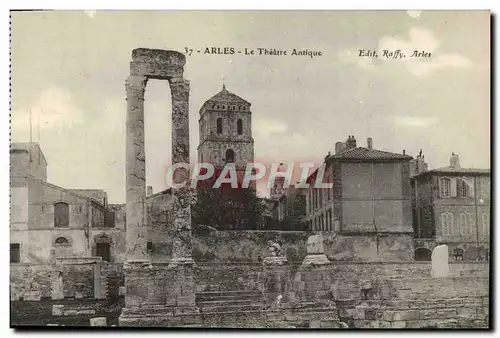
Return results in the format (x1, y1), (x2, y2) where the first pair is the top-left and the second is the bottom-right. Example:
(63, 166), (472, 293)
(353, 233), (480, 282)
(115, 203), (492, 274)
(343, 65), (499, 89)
(115, 49), (489, 328)
(9, 48), (490, 329)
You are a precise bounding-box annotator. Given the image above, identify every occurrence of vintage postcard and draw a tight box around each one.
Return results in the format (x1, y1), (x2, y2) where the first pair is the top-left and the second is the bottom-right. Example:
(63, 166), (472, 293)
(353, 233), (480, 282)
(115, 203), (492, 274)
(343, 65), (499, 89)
(9, 10), (490, 329)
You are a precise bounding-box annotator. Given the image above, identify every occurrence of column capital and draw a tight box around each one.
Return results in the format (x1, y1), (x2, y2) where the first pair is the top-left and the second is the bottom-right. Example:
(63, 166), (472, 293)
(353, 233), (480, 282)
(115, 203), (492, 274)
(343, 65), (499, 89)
(126, 75), (148, 99)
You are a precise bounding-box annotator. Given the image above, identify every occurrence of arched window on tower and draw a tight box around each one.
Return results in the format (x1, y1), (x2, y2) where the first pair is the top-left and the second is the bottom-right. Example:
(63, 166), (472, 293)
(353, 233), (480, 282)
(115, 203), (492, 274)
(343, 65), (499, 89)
(217, 118), (223, 134)
(225, 149), (235, 163)
(54, 202), (69, 228)
(237, 119), (243, 135)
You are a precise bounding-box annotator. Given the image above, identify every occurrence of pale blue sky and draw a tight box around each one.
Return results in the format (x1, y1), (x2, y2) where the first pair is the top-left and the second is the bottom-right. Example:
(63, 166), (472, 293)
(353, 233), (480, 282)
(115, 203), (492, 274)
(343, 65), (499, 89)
(11, 11), (490, 202)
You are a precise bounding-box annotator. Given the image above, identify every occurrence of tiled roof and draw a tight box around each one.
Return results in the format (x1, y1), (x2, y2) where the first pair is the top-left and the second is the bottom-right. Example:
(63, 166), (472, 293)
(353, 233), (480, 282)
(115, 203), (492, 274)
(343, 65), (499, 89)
(206, 86), (250, 105)
(416, 166), (490, 176)
(327, 147), (412, 161)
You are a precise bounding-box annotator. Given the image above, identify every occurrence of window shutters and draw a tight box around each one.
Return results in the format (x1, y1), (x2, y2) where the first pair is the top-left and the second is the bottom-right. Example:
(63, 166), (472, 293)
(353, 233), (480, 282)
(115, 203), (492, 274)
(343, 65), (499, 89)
(450, 178), (457, 197)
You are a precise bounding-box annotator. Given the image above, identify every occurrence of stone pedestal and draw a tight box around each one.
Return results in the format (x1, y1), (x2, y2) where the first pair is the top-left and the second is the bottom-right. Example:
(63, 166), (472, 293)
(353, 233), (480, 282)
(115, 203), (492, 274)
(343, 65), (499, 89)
(262, 253), (291, 308)
(166, 260), (196, 308)
(50, 272), (64, 300)
(301, 234), (330, 266)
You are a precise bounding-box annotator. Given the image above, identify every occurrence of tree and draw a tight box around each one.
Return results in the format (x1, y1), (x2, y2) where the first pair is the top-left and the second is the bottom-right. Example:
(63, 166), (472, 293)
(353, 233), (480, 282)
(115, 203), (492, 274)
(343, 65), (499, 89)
(191, 172), (266, 231)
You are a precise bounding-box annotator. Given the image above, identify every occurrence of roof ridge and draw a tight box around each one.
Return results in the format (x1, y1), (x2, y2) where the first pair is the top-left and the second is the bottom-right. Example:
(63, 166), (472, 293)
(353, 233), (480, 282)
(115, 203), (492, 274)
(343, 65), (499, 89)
(25, 176), (105, 205)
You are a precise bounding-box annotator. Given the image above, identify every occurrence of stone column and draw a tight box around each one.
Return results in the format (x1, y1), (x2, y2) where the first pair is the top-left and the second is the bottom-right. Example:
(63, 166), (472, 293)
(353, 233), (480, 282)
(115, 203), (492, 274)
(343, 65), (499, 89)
(125, 75), (149, 262)
(166, 78), (197, 310)
(169, 78), (193, 263)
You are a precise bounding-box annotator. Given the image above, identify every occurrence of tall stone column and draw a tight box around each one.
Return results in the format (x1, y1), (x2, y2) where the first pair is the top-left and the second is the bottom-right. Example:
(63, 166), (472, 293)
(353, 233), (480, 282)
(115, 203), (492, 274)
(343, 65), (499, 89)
(166, 78), (197, 309)
(125, 75), (149, 262)
(169, 78), (193, 263)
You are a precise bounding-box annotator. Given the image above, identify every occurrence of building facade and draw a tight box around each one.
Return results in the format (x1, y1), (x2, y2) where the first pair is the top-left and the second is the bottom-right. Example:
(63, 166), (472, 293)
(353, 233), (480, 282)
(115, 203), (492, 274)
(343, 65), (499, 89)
(411, 153), (490, 261)
(10, 143), (126, 265)
(305, 136), (413, 235)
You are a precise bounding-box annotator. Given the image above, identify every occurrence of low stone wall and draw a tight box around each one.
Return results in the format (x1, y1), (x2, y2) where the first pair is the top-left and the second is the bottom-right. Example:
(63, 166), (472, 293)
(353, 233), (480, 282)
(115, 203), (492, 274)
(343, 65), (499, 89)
(192, 226), (414, 263)
(291, 262), (489, 328)
(191, 261), (488, 294)
(193, 225), (309, 262)
(10, 298), (124, 327)
(10, 264), (53, 300)
(10, 258), (113, 301)
(194, 263), (262, 293)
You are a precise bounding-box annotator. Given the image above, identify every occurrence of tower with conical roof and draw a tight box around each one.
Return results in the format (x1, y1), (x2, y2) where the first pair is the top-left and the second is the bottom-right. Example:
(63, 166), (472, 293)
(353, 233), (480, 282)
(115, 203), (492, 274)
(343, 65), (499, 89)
(197, 84), (254, 172)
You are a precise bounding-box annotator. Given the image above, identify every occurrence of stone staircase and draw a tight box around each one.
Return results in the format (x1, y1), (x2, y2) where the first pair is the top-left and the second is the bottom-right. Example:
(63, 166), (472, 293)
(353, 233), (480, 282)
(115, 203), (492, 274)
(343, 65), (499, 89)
(196, 290), (265, 314)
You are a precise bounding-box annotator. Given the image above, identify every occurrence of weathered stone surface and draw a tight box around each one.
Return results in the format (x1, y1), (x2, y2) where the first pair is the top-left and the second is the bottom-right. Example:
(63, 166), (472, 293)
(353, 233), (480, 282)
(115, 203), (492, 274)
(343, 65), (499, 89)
(431, 244), (449, 278)
(307, 235), (324, 254)
(24, 290), (41, 301)
(50, 273), (64, 300)
(301, 234), (330, 266)
(125, 74), (149, 262)
(52, 304), (64, 316)
(90, 317), (107, 326)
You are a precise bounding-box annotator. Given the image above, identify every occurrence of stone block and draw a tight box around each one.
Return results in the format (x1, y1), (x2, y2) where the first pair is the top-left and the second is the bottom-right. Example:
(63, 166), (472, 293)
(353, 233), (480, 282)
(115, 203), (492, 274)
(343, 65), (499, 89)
(306, 235), (324, 254)
(64, 310), (78, 316)
(457, 307), (476, 317)
(431, 244), (449, 278)
(52, 305), (64, 316)
(391, 320), (407, 328)
(119, 286), (126, 296)
(24, 290), (41, 301)
(436, 319), (459, 328)
(78, 309), (96, 315)
(309, 319), (321, 328)
(90, 317), (107, 326)
(436, 309), (457, 319)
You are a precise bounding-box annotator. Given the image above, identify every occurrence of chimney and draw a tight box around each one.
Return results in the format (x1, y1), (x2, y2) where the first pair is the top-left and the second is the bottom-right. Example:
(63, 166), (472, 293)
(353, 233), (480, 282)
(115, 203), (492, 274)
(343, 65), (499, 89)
(367, 137), (373, 149)
(346, 135), (357, 150)
(147, 186), (153, 196)
(335, 142), (345, 154)
(450, 153), (460, 168)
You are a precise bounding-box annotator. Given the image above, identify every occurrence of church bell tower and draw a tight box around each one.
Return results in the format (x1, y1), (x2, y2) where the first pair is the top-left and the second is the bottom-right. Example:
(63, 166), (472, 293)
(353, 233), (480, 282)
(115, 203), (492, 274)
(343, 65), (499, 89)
(197, 84), (254, 173)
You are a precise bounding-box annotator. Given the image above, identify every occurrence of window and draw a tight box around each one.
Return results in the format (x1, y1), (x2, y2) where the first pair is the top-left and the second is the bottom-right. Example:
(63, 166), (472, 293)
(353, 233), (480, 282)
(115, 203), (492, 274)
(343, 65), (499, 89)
(453, 248), (464, 261)
(459, 212), (474, 237)
(441, 212), (454, 236)
(54, 202), (69, 228)
(147, 241), (153, 252)
(481, 213), (490, 240)
(440, 178), (451, 197)
(54, 237), (69, 245)
(225, 149), (235, 163)
(458, 179), (469, 197)
(237, 119), (243, 135)
(414, 248), (432, 261)
(216, 118), (223, 134)
(10, 243), (20, 263)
